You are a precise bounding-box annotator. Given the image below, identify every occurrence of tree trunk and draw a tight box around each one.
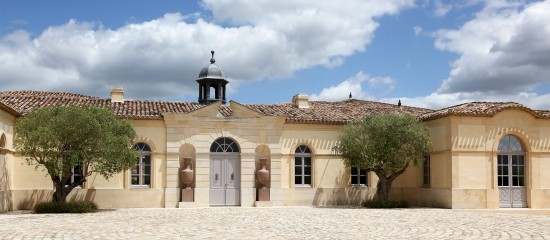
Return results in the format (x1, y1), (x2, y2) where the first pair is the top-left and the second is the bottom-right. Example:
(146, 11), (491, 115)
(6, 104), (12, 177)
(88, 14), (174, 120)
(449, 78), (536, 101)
(52, 179), (69, 203)
(373, 163), (410, 201)
(375, 176), (394, 201)
(52, 174), (86, 203)
(53, 187), (69, 203)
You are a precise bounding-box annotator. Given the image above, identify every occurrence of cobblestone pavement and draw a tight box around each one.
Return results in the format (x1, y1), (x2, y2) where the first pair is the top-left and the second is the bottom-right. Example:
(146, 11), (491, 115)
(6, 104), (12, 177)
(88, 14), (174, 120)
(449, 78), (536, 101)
(1, 207), (550, 239)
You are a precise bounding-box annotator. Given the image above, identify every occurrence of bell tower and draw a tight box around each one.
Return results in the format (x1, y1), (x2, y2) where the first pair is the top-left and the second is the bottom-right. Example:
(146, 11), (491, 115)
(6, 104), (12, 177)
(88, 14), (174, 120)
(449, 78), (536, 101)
(197, 50), (228, 104)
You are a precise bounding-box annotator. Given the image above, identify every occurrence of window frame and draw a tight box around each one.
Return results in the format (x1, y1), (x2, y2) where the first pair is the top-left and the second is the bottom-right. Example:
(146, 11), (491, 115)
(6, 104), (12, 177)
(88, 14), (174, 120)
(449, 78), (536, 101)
(210, 137), (240, 153)
(350, 166), (368, 187)
(131, 143), (152, 188)
(65, 164), (84, 188)
(294, 145), (312, 188)
(497, 135), (526, 188)
(61, 145), (84, 188)
(422, 154), (431, 188)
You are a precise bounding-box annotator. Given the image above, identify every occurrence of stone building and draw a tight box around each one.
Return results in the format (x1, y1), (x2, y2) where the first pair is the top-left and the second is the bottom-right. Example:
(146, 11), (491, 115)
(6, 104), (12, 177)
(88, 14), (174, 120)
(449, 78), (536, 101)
(1, 54), (550, 211)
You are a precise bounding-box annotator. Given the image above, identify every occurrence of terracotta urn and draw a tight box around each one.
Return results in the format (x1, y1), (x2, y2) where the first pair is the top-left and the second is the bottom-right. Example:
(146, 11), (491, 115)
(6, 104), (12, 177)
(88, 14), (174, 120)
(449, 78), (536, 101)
(181, 158), (194, 189)
(256, 159), (269, 189)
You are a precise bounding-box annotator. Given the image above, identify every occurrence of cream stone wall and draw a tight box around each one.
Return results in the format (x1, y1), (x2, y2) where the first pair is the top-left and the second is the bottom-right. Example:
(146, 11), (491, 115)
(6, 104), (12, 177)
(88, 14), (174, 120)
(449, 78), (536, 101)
(0, 109), (16, 212)
(5, 101), (550, 210)
(264, 116), (452, 208)
(164, 102), (287, 207)
(385, 117), (453, 208)
(446, 110), (550, 208)
(277, 123), (377, 206)
(8, 119), (168, 210)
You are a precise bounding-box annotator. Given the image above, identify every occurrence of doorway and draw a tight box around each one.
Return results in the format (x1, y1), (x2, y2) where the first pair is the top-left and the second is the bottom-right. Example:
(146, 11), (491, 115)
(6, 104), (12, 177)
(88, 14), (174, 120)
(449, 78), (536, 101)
(209, 138), (240, 206)
(497, 135), (527, 208)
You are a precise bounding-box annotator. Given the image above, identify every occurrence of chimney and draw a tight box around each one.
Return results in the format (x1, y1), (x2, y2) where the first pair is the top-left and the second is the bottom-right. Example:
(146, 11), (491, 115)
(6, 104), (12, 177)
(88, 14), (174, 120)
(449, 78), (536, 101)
(292, 93), (310, 109)
(110, 87), (124, 103)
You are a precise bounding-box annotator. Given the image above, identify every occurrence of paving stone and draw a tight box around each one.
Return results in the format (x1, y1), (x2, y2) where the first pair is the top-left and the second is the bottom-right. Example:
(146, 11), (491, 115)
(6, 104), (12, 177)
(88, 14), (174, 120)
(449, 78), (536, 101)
(0, 208), (550, 239)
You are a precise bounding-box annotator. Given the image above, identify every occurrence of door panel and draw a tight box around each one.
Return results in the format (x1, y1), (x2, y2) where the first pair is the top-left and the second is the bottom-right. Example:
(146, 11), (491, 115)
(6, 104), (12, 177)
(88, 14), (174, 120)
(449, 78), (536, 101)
(210, 158), (225, 206)
(209, 154), (240, 206)
(225, 157), (240, 206)
(510, 155), (527, 208)
(498, 154), (526, 208)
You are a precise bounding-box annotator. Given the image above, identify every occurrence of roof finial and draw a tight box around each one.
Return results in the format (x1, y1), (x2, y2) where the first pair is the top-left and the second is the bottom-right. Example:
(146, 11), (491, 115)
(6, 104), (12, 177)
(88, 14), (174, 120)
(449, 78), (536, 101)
(349, 92), (352, 99)
(398, 99), (402, 107)
(210, 50), (216, 64)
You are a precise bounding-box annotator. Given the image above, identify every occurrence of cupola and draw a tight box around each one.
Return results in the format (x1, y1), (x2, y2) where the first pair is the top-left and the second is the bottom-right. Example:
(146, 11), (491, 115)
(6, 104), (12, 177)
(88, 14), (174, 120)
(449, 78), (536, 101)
(197, 50), (228, 104)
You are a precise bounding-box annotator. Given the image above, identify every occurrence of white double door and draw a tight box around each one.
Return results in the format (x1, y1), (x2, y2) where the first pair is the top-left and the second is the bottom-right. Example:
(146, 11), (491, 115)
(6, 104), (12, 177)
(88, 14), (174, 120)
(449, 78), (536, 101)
(498, 154), (527, 208)
(209, 154), (240, 206)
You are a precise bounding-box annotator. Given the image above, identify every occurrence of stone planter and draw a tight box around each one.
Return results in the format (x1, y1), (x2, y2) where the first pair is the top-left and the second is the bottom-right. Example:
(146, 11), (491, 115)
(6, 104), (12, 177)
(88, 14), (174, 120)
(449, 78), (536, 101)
(257, 159), (269, 189)
(256, 159), (270, 201)
(181, 158), (193, 189)
(181, 158), (194, 202)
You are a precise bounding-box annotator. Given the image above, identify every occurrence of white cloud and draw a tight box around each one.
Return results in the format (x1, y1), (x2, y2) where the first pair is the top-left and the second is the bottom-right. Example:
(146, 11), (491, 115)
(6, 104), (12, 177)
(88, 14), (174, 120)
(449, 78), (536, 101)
(434, 0), (550, 95)
(392, 0), (550, 110)
(0, 0), (414, 100)
(433, 0), (453, 16)
(310, 72), (396, 101)
(413, 26), (422, 36)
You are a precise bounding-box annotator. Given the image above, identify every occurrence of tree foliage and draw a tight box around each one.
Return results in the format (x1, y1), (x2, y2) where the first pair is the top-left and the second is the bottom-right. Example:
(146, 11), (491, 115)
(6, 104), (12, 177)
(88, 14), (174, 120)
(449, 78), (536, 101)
(14, 105), (138, 203)
(338, 113), (430, 201)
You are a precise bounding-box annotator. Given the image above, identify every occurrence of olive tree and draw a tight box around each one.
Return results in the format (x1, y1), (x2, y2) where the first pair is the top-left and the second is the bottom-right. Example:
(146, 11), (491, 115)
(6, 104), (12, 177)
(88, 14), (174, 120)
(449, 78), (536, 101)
(14, 105), (138, 203)
(338, 113), (430, 201)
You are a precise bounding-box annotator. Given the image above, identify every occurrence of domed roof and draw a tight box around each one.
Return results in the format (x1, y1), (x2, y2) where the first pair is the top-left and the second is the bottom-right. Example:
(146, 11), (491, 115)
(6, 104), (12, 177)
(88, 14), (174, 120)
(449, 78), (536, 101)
(197, 51), (226, 80)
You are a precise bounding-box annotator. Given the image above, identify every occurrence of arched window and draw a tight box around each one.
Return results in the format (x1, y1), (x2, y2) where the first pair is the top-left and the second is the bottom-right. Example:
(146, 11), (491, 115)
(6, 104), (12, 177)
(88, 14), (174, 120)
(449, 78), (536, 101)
(498, 135), (524, 152)
(295, 145), (312, 186)
(497, 135), (525, 188)
(132, 143), (151, 187)
(210, 138), (240, 153)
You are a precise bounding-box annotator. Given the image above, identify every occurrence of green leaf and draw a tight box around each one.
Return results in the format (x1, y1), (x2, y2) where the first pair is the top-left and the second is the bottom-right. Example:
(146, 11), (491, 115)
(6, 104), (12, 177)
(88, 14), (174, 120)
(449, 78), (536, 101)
(14, 105), (138, 202)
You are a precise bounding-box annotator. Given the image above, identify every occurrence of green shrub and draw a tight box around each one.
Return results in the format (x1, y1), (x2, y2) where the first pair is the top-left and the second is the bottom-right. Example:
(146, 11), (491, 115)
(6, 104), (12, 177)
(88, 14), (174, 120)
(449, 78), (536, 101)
(362, 199), (408, 208)
(34, 201), (98, 214)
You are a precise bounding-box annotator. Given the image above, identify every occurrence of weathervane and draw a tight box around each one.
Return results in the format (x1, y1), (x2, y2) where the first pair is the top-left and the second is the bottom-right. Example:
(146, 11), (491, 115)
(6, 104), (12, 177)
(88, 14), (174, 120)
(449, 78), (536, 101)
(210, 50), (216, 64)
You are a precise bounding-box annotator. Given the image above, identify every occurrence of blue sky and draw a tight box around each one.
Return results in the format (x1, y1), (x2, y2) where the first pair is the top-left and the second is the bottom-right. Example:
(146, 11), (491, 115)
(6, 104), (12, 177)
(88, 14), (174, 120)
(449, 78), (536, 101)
(1, 0), (549, 109)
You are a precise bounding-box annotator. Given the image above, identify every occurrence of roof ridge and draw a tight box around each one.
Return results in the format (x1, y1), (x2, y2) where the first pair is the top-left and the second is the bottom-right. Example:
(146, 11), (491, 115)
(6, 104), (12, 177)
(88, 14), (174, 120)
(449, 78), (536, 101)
(0, 90), (100, 99)
(419, 101), (547, 121)
(122, 99), (204, 105)
(435, 101), (527, 111)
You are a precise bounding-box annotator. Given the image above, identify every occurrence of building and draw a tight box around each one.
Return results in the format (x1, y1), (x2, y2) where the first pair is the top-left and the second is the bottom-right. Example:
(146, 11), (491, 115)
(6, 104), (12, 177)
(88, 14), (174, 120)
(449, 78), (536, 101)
(1, 53), (550, 211)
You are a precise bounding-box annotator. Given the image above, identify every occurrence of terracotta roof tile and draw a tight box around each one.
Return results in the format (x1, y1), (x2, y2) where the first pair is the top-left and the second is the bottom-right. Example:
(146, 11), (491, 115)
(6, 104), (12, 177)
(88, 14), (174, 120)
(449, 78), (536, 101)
(218, 105), (233, 117)
(420, 102), (550, 120)
(2, 91), (547, 123)
(243, 99), (433, 124)
(0, 91), (206, 120)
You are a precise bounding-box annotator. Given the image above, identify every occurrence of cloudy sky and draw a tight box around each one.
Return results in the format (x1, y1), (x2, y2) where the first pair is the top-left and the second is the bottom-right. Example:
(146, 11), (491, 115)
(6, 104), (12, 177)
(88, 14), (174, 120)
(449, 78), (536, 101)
(1, 0), (549, 109)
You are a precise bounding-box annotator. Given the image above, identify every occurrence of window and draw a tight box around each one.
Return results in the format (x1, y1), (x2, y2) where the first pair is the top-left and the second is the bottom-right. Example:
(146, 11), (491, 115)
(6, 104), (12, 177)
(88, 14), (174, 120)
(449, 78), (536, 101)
(351, 167), (367, 187)
(498, 135), (525, 188)
(65, 164), (83, 188)
(294, 145), (312, 187)
(210, 138), (240, 152)
(61, 145), (83, 188)
(422, 154), (430, 187)
(132, 143), (151, 187)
